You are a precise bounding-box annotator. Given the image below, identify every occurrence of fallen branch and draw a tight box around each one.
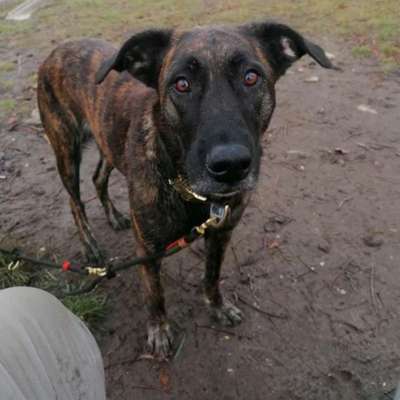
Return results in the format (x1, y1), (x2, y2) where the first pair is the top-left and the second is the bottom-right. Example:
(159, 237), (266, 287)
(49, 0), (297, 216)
(238, 295), (289, 320)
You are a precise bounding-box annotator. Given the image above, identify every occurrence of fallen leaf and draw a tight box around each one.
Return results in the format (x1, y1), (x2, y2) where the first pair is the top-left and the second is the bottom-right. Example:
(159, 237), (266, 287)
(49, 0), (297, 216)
(357, 104), (378, 114)
(159, 368), (172, 392)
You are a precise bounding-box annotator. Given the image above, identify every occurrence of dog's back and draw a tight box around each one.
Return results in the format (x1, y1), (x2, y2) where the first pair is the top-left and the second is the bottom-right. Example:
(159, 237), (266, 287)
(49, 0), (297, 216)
(37, 38), (153, 174)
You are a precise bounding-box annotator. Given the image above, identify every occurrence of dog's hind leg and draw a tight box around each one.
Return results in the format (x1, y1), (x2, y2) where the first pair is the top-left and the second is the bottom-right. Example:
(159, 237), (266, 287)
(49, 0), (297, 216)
(54, 138), (104, 263)
(92, 155), (130, 231)
(39, 116), (103, 262)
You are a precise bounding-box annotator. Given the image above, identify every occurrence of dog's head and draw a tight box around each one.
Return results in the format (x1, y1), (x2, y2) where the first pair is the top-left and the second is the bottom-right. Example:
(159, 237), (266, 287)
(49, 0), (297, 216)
(96, 22), (335, 200)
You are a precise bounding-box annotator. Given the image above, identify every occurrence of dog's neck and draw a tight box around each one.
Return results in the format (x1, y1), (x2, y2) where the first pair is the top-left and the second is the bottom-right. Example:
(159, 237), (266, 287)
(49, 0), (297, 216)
(142, 101), (192, 198)
(149, 102), (188, 177)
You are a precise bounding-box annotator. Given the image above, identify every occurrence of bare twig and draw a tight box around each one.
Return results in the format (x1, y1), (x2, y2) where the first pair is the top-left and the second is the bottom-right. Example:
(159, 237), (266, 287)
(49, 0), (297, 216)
(238, 295), (288, 320)
(104, 355), (142, 369)
(279, 247), (316, 273)
(195, 323), (236, 336)
(337, 196), (353, 210)
(356, 142), (370, 151)
(370, 264), (379, 313)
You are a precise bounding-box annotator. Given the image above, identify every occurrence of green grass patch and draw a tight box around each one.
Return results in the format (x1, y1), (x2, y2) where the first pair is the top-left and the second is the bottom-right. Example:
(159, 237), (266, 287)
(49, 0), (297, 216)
(63, 294), (107, 330)
(0, 79), (14, 92)
(0, 61), (15, 73)
(0, 252), (108, 331)
(0, 98), (16, 117)
(352, 45), (373, 58)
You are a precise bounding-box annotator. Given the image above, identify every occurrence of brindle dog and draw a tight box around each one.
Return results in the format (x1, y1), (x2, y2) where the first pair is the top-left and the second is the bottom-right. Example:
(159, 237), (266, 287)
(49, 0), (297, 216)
(37, 21), (334, 358)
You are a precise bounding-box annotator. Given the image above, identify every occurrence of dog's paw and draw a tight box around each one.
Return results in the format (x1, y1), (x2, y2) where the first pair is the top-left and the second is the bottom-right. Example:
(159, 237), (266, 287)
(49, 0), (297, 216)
(108, 210), (131, 231)
(146, 321), (176, 360)
(209, 299), (243, 327)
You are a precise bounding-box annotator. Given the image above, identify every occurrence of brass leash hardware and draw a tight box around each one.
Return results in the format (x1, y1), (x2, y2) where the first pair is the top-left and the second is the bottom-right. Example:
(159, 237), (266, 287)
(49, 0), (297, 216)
(86, 266), (107, 277)
(194, 204), (230, 235)
(168, 175), (207, 203)
(208, 204), (230, 228)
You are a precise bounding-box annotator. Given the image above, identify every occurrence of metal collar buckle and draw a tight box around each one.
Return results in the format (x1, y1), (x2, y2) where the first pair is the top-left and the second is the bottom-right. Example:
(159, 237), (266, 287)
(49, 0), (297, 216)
(168, 175), (207, 203)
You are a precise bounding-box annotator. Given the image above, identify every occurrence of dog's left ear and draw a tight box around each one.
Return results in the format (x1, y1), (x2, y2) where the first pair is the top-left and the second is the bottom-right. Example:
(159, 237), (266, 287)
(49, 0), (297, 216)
(95, 29), (173, 88)
(241, 22), (336, 77)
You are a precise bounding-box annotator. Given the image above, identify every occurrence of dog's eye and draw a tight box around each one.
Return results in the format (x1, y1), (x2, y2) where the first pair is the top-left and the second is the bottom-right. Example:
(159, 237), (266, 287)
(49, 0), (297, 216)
(175, 78), (191, 93)
(244, 70), (259, 86)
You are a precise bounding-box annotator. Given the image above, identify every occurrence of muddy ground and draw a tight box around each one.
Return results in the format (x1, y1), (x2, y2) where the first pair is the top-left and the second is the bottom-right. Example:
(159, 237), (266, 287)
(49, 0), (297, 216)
(1, 36), (400, 399)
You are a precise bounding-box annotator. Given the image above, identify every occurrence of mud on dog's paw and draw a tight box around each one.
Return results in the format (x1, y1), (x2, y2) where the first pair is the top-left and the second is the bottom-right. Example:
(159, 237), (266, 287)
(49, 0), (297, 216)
(146, 321), (176, 360)
(208, 299), (243, 327)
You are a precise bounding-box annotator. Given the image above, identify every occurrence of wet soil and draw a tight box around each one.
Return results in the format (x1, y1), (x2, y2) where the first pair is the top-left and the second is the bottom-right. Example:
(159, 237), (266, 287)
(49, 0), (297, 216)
(1, 38), (400, 400)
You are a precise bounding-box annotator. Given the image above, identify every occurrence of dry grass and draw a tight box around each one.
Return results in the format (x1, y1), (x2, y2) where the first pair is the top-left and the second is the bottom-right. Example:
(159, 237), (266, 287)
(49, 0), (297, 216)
(0, 0), (399, 65)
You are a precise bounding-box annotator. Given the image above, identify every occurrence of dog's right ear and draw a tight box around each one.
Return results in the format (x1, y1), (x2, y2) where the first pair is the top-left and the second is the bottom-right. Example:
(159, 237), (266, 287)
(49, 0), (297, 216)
(95, 29), (173, 88)
(240, 22), (337, 78)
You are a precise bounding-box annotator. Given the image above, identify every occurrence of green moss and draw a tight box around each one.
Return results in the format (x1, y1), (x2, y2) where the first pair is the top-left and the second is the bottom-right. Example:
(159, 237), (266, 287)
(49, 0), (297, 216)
(352, 45), (373, 58)
(0, 98), (16, 112)
(0, 61), (15, 73)
(0, 79), (14, 92)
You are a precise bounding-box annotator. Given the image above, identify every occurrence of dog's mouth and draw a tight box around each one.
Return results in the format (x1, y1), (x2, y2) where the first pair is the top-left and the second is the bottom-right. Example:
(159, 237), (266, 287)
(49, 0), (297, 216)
(191, 178), (255, 202)
(169, 175), (247, 203)
(189, 172), (256, 199)
(207, 190), (241, 200)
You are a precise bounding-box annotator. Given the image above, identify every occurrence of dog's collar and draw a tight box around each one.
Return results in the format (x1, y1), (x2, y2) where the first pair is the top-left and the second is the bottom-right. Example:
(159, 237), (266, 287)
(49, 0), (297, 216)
(168, 175), (230, 228)
(168, 175), (208, 203)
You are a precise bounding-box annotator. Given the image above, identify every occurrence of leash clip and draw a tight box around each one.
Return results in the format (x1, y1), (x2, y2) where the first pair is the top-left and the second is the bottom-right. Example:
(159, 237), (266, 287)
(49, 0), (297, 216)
(208, 203), (230, 228)
(193, 204), (230, 235)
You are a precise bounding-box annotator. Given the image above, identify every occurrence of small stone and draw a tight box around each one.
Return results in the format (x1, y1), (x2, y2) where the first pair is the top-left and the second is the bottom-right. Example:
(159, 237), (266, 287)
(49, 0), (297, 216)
(318, 241), (331, 254)
(334, 148), (348, 155)
(363, 234), (384, 248)
(227, 368), (234, 373)
(357, 104), (377, 114)
(304, 76), (320, 83)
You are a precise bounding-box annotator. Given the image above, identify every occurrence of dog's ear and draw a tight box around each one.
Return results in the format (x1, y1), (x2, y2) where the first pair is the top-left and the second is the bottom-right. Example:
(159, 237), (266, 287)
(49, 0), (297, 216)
(95, 29), (173, 87)
(241, 22), (336, 77)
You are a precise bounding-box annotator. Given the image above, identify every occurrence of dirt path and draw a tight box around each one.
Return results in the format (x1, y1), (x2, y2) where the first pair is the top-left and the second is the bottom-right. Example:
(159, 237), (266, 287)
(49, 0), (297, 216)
(1, 38), (400, 399)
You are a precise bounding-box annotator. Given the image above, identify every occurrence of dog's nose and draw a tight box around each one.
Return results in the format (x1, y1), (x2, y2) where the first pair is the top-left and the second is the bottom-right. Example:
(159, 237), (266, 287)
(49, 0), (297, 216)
(206, 144), (251, 183)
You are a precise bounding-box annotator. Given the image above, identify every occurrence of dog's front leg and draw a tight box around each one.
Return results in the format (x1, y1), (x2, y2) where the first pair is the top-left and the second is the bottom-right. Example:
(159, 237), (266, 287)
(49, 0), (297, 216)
(204, 229), (243, 326)
(136, 246), (175, 359)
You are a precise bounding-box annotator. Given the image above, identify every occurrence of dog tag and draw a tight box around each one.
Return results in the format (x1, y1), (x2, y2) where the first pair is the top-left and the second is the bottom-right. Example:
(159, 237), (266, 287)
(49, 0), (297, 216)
(209, 203), (229, 227)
